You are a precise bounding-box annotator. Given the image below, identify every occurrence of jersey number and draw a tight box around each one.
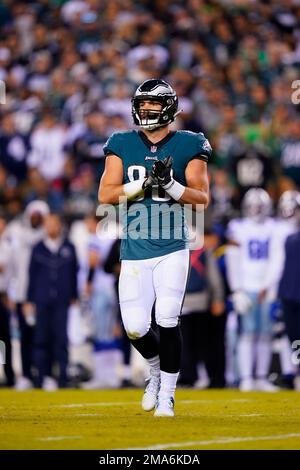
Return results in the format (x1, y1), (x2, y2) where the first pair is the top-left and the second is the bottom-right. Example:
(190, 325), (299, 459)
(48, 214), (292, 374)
(248, 239), (269, 259)
(127, 165), (171, 201)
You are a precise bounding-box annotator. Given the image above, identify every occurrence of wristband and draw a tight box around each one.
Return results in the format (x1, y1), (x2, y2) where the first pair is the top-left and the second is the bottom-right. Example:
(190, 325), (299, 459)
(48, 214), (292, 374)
(163, 179), (185, 201)
(123, 179), (145, 200)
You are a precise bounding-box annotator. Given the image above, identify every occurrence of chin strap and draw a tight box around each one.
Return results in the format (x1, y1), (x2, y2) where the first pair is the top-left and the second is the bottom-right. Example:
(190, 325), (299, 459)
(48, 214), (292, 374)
(173, 109), (183, 119)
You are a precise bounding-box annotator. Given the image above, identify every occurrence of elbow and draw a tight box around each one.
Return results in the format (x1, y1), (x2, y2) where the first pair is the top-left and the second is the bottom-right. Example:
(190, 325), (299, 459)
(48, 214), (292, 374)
(98, 189), (110, 205)
(192, 193), (209, 211)
(204, 190), (210, 209)
(202, 192), (209, 210)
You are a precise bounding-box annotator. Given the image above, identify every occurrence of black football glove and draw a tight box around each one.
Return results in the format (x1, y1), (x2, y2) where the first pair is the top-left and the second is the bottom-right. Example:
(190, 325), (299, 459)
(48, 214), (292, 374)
(151, 156), (173, 187)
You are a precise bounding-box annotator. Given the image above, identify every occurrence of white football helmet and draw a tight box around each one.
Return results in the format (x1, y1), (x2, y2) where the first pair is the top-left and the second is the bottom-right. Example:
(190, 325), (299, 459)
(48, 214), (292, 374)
(242, 188), (272, 221)
(277, 190), (300, 219)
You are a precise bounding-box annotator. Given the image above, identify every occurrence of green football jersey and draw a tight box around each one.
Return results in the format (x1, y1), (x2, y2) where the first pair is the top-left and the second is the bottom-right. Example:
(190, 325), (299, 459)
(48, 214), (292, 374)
(103, 130), (211, 260)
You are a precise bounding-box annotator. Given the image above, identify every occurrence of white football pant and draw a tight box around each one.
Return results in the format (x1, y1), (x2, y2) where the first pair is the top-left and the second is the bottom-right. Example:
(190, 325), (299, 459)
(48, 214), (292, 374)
(119, 249), (190, 339)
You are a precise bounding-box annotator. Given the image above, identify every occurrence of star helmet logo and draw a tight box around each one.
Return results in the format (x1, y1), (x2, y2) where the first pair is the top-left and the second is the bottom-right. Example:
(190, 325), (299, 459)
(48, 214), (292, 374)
(150, 145), (157, 153)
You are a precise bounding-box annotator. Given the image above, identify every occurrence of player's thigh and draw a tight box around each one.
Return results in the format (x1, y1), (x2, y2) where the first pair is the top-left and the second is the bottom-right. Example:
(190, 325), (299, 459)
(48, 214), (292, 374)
(153, 249), (190, 328)
(239, 292), (258, 335)
(118, 260), (155, 338)
(258, 300), (272, 335)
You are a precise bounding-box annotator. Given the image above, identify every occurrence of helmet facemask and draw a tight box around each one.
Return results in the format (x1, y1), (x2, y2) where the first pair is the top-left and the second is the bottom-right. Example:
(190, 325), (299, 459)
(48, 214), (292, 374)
(244, 203), (269, 222)
(133, 97), (164, 130)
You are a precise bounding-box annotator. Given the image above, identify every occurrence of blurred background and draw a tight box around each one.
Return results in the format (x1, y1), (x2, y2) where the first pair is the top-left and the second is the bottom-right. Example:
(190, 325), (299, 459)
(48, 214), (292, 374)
(0, 0), (300, 392)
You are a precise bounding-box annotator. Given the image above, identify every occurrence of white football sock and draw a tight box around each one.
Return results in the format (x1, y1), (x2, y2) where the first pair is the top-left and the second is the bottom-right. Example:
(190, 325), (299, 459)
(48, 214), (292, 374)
(238, 334), (254, 380)
(256, 335), (272, 379)
(147, 355), (160, 377)
(159, 371), (179, 399)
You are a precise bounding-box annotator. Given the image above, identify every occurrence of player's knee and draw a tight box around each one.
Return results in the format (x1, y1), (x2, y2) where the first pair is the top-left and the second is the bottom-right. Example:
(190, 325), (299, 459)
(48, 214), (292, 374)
(125, 324), (150, 340)
(157, 316), (178, 328)
(156, 297), (180, 329)
(121, 308), (150, 340)
(257, 332), (271, 341)
(239, 332), (255, 342)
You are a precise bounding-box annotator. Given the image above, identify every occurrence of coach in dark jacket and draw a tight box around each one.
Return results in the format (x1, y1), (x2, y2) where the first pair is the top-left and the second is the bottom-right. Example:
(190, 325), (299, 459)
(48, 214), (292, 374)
(279, 230), (300, 387)
(27, 213), (78, 388)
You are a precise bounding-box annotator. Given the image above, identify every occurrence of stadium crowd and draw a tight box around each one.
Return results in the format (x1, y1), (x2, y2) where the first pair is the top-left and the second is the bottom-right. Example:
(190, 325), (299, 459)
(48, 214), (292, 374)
(0, 0), (300, 391)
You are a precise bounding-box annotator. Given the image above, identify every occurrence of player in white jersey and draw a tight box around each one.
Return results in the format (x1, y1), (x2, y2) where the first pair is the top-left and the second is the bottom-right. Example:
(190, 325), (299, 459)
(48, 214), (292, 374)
(264, 191), (300, 387)
(226, 188), (279, 392)
(265, 191), (300, 294)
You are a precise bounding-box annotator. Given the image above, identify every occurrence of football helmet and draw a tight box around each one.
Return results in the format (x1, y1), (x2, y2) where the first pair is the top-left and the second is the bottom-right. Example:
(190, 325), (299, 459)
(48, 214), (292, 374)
(132, 79), (179, 130)
(277, 190), (300, 219)
(242, 188), (272, 221)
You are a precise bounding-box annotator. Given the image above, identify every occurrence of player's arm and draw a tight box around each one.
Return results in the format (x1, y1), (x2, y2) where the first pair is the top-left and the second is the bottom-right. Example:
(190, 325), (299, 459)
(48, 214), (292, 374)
(98, 154), (154, 205)
(98, 155), (125, 204)
(182, 159), (209, 209)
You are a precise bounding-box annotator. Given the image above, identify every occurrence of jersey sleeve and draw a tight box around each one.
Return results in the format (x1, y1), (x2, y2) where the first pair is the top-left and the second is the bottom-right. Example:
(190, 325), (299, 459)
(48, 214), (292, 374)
(226, 219), (242, 244)
(187, 132), (212, 163)
(103, 133), (123, 159)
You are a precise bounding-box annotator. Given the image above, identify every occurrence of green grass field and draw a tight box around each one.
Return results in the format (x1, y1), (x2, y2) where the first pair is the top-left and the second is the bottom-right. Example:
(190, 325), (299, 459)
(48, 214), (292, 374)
(1, 389), (300, 450)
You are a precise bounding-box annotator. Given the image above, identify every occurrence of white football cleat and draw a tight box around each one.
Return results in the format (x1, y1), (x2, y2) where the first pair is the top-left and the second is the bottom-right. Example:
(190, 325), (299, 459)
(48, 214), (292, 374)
(42, 376), (58, 392)
(142, 375), (160, 411)
(294, 375), (300, 391)
(255, 379), (279, 392)
(15, 376), (33, 391)
(154, 397), (175, 417)
(239, 378), (255, 392)
(81, 379), (105, 390)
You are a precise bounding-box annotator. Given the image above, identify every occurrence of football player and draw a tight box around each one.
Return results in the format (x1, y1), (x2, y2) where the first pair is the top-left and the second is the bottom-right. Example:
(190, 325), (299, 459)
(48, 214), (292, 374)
(278, 192), (300, 390)
(226, 188), (279, 392)
(265, 190), (300, 293)
(265, 190), (300, 388)
(98, 79), (211, 416)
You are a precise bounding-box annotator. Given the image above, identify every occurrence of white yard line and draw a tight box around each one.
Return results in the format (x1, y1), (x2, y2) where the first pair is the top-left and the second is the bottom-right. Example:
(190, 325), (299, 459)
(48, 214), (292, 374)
(57, 401), (140, 408)
(56, 398), (253, 409)
(180, 399), (253, 404)
(38, 436), (82, 442)
(126, 433), (300, 450)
